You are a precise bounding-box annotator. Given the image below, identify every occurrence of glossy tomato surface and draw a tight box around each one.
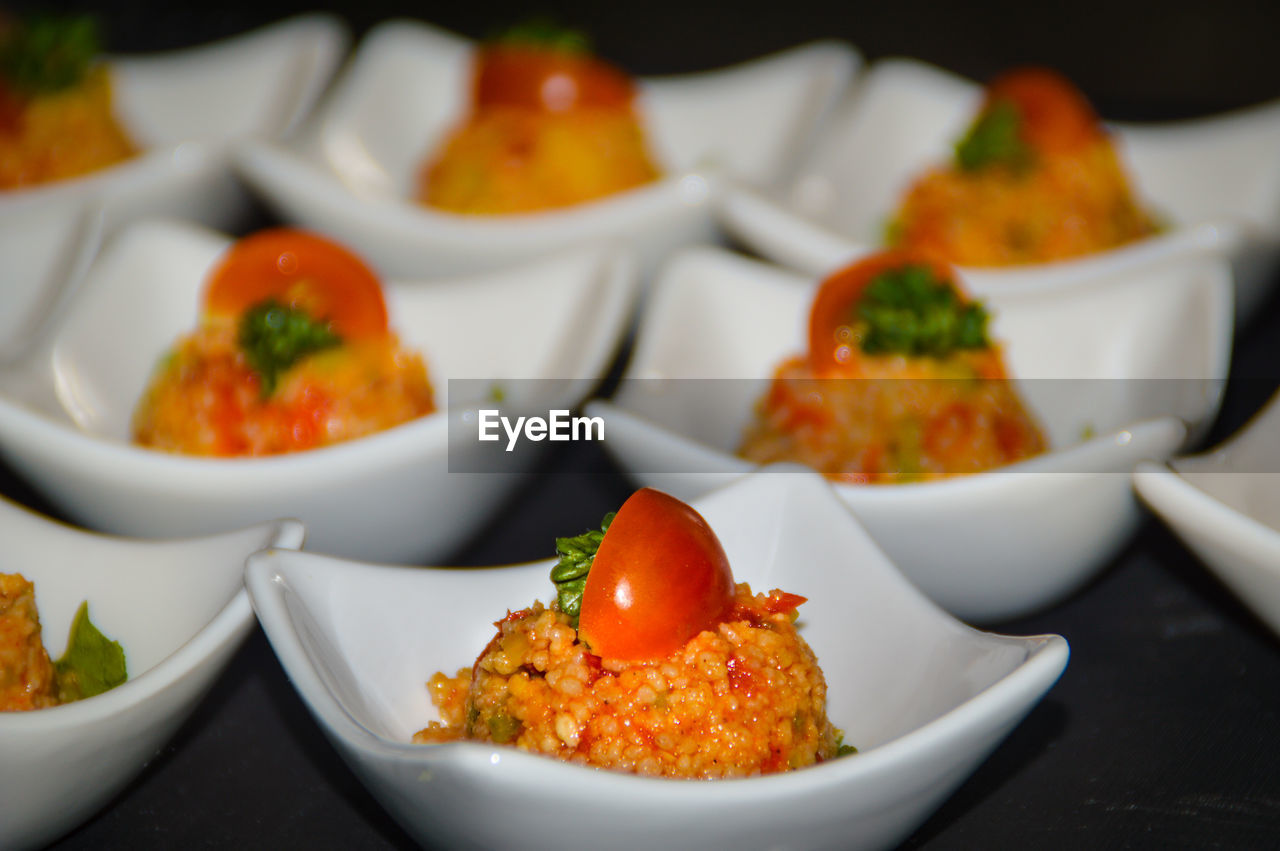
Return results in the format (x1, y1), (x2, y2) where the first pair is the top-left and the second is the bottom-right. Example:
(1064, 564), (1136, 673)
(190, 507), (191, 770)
(473, 45), (636, 113)
(578, 488), (735, 661)
(202, 228), (388, 340)
(984, 66), (1102, 154)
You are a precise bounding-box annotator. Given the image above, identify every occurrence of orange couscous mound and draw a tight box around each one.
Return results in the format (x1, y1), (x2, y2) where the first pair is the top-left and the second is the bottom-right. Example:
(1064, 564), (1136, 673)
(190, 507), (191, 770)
(132, 319), (435, 457)
(418, 26), (659, 215)
(0, 59), (136, 189)
(890, 140), (1155, 266)
(739, 353), (1046, 484)
(415, 584), (840, 778)
(421, 106), (658, 214)
(889, 67), (1155, 266)
(0, 573), (60, 712)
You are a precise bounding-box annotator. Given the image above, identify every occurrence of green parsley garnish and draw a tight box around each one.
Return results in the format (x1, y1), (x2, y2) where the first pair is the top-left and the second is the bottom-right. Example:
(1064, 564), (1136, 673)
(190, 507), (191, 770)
(238, 299), (341, 397)
(53, 601), (127, 703)
(954, 99), (1033, 173)
(857, 265), (990, 357)
(550, 512), (614, 626)
(0, 14), (100, 96)
(490, 17), (591, 53)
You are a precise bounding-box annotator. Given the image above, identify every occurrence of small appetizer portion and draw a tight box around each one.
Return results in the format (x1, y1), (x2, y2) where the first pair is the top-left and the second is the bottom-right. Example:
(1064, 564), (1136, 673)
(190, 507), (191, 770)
(739, 251), (1046, 483)
(0, 13), (136, 189)
(419, 21), (660, 214)
(0, 573), (127, 711)
(415, 488), (851, 778)
(888, 67), (1155, 265)
(132, 229), (435, 457)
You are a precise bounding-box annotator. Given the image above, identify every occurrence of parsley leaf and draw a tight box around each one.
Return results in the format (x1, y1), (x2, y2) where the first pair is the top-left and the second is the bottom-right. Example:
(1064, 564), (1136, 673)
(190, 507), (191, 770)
(491, 17), (591, 53)
(954, 99), (1032, 173)
(238, 300), (341, 397)
(550, 512), (614, 625)
(53, 601), (127, 703)
(857, 265), (990, 357)
(0, 15), (100, 96)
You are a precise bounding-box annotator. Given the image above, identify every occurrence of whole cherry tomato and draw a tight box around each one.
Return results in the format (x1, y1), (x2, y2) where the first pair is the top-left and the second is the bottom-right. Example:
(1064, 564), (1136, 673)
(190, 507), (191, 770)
(202, 228), (388, 340)
(807, 250), (958, 373)
(984, 66), (1102, 155)
(578, 488), (736, 661)
(473, 44), (636, 113)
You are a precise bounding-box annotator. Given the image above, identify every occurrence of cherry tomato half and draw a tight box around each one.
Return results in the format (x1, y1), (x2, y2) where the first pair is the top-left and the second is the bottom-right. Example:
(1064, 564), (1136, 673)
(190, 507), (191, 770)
(983, 66), (1101, 155)
(807, 249), (960, 374)
(578, 488), (736, 661)
(474, 44), (636, 113)
(202, 228), (388, 340)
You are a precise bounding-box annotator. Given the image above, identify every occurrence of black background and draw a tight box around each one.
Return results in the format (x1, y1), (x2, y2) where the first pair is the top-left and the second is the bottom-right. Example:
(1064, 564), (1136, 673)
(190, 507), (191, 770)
(6, 1), (1280, 848)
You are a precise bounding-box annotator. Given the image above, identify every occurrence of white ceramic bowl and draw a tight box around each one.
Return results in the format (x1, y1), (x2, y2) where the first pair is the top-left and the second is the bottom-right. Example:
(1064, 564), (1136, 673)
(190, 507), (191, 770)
(0, 496), (303, 851)
(0, 203), (104, 364)
(0, 219), (638, 564)
(234, 18), (859, 279)
(719, 57), (1280, 323)
(586, 246), (1232, 622)
(245, 469), (1068, 851)
(0, 14), (348, 234)
(1135, 390), (1280, 637)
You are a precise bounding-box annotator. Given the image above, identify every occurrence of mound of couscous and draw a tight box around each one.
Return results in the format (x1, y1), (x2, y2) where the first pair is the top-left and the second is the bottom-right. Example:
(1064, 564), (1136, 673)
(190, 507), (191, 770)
(0, 574), (59, 711)
(131, 229), (435, 457)
(414, 488), (848, 778)
(419, 24), (659, 214)
(132, 322), (434, 456)
(0, 16), (136, 189)
(738, 252), (1045, 483)
(739, 355), (1046, 483)
(889, 67), (1155, 266)
(421, 107), (658, 215)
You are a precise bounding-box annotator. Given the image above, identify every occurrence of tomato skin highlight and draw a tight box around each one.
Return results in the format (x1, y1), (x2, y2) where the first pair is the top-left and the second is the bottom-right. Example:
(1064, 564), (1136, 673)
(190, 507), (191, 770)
(578, 488), (735, 662)
(202, 228), (388, 340)
(983, 66), (1102, 155)
(474, 44), (636, 113)
(807, 250), (958, 374)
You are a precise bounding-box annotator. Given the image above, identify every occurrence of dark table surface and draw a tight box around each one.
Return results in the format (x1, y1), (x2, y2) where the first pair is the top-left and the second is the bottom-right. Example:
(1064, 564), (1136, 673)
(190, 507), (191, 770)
(8, 0), (1280, 848)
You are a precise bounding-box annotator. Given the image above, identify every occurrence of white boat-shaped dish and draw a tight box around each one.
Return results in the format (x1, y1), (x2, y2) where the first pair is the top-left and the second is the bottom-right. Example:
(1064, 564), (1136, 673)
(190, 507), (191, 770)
(0, 496), (302, 851)
(0, 219), (637, 564)
(586, 246), (1232, 622)
(0, 203), (104, 364)
(1135, 390), (1280, 637)
(719, 57), (1280, 323)
(245, 469), (1069, 851)
(0, 14), (348, 233)
(235, 18), (859, 279)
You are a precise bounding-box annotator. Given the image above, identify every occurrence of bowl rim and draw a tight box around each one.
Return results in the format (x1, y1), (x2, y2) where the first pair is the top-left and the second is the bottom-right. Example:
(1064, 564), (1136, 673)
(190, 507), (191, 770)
(1134, 459), (1280, 570)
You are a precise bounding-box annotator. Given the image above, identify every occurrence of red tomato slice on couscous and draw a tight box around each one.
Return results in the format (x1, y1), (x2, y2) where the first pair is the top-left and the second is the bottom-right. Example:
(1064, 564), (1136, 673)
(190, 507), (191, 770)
(202, 228), (388, 340)
(983, 66), (1102, 155)
(578, 488), (736, 661)
(807, 249), (958, 374)
(474, 44), (637, 114)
